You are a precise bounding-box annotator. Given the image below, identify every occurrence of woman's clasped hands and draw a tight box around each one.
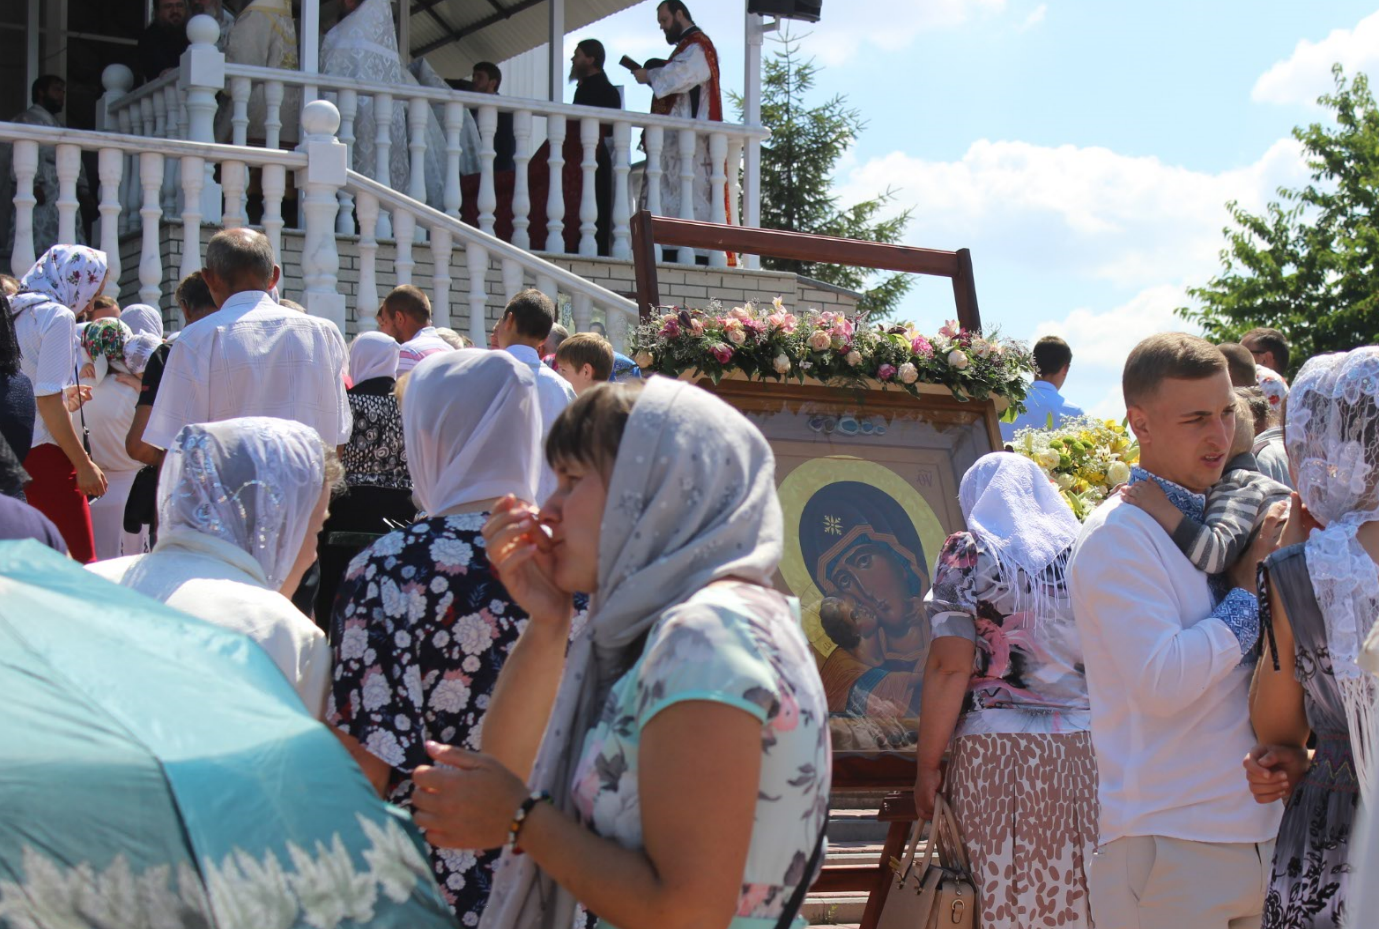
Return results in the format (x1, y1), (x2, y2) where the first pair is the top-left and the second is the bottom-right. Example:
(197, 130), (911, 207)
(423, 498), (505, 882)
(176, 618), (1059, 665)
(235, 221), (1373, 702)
(411, 741), (531, 850)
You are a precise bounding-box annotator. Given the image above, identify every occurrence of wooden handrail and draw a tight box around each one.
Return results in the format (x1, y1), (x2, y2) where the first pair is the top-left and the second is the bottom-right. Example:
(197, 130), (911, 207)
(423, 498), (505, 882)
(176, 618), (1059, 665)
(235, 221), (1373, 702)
(630, 211), (982, 332)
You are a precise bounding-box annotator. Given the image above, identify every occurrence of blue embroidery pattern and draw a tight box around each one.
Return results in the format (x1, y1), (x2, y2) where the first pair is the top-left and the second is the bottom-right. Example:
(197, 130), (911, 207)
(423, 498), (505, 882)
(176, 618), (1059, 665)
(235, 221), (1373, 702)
(1129, 466), (1206, 523)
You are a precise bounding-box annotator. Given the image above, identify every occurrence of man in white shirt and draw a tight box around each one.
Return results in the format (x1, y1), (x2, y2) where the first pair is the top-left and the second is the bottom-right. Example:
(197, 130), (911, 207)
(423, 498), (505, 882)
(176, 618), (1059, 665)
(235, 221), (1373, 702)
(145, 228), (351, 450)
(1000, 335), (1085, 442)
(1068, 333), (1301, 929)
(494, 289), (574, 503)
(376, 285), (453, 376)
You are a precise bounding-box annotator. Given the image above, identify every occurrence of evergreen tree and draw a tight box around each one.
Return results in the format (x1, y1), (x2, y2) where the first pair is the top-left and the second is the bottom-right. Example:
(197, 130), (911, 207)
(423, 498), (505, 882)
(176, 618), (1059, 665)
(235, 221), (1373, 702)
(1180, 66), (1379, 374)
(733, 34), (914, 319)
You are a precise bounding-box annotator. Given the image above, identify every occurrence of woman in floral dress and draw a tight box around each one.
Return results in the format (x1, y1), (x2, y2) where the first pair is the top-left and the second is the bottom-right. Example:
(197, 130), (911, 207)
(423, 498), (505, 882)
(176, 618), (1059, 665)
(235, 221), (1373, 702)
(328, 349), (543, 925)
(406, 378), (831, 929)
(914, 452), (1097, 928)
(1251, 349), (1379, 928)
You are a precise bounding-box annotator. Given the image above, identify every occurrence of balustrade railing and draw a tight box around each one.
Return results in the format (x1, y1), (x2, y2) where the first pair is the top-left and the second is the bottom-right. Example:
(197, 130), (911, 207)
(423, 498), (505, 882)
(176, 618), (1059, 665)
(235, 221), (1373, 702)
(99, 15), (769, 269)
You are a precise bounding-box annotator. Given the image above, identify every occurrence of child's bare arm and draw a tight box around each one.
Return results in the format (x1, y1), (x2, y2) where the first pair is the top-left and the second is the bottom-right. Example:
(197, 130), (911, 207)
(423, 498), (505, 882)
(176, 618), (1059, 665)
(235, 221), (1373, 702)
(1120, 479), (1185, 535)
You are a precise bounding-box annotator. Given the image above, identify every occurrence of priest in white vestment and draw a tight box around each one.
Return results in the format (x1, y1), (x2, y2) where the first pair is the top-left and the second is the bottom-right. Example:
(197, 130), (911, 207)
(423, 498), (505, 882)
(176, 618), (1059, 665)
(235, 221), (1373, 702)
(220, 0), (301, 145)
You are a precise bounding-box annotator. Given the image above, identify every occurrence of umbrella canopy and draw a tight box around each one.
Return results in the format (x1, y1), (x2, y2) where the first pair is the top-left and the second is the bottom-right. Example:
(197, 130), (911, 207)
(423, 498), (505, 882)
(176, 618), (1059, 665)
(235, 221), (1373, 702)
(0, 540), (457, 929)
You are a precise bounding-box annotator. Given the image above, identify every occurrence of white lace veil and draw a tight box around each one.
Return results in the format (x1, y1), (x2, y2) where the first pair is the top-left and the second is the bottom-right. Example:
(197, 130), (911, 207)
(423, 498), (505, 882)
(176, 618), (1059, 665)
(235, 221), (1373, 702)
(1286, 347), (1379, 800)
(157, 417), (326, 590)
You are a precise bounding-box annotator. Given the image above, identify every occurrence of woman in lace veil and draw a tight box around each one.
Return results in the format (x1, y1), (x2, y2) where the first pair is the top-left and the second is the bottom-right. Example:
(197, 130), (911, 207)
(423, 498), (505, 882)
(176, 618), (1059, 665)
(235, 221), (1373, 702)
(1248, 347), (1379, 928)
(321, 0), (462, 205)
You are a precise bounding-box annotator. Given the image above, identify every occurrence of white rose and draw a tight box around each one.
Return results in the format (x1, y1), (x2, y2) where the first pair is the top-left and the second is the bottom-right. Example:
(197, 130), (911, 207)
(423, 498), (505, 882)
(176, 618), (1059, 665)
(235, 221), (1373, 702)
(1038, 449), (1061, 470)
(1107, 461), (1132, 487)
(809, 331), (832, 351)
(728, 328), (746, 345)
(773, 353), (791, 374)
(1056, 473), (1076, 491)
(846, 350), (863, 367)
(972, 337), (990, 357)
(898, 362), (919, 384)
(634, 350), (653, 368)
(947, 349), (970, 370)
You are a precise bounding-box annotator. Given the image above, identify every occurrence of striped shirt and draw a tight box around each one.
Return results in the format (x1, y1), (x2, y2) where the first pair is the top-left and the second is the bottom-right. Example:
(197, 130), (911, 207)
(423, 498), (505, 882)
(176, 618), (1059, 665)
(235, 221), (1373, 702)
(1170, 453), (1292, 576)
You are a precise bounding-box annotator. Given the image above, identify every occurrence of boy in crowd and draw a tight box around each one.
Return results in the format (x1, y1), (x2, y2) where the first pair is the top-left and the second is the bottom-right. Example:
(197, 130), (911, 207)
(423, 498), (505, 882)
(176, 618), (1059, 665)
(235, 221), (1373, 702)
(554, 333), (614, 396)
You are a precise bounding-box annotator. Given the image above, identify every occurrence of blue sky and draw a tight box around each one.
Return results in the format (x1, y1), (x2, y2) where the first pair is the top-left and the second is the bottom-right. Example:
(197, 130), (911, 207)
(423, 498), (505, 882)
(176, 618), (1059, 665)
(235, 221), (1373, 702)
(565, 1), (1379, 417)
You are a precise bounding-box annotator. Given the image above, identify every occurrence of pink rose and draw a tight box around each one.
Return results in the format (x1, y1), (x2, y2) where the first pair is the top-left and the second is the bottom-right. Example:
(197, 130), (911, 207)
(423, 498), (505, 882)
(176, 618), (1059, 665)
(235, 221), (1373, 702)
(690, 318), (705, 337)
(846, 350), (863, 367)
(710, 343), (734, 364)
(808, 330), (832, 352)
(878, 363), (897, 381)
(911, 335), (934, 358)
(728, 328), (746, 345)
(731, 305), (752, 322)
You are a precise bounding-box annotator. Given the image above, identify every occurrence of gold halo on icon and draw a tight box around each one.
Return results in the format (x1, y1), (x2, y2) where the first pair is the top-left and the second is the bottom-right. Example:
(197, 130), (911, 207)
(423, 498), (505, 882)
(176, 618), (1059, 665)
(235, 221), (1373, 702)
(777, 455), (947, 659)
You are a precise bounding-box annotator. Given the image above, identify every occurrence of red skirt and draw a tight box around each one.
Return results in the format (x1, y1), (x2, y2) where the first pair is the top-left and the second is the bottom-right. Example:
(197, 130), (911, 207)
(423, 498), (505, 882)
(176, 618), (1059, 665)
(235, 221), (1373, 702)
(23, 442), (96, 563)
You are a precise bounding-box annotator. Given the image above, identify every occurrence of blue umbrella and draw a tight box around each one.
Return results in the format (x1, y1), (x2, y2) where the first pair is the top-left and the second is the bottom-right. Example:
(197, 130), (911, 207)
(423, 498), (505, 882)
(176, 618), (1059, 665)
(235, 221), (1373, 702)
(0, 540), (457, 929)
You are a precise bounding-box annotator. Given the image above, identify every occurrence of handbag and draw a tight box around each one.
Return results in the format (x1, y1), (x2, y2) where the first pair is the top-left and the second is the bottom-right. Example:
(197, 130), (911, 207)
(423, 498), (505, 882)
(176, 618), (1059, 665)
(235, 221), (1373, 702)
(123, 465), (159, 533)
(875, 794), (975, 929)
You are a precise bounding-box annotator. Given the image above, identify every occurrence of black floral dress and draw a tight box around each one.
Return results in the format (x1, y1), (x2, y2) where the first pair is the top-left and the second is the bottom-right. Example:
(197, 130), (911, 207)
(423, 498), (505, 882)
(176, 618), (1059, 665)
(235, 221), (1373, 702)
(328, 513), (526, 926)
(1260, 545), (1359, 929)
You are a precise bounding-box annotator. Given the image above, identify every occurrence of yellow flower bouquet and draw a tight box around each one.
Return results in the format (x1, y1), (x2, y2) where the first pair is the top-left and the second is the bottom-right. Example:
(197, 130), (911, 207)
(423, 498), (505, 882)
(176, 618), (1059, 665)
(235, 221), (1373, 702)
(1011, 416), (1140, 521)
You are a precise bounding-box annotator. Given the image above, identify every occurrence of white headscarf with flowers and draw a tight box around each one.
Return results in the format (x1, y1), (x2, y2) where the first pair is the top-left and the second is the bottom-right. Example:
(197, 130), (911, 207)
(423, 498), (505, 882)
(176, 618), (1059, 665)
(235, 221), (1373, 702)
(10, 244), (109, 318)
(1256, 365), (1289, 412)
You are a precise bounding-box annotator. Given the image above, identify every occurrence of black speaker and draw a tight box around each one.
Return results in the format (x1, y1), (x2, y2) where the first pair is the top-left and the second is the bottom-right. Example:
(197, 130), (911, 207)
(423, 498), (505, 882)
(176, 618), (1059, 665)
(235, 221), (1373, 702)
(747, 0), (822, 23)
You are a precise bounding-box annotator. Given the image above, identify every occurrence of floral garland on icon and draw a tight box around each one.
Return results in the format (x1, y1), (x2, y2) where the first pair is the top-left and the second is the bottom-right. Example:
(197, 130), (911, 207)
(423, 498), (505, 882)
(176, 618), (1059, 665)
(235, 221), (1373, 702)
(1011, 416), (1140, 521)
(627, 300), (1037, 418)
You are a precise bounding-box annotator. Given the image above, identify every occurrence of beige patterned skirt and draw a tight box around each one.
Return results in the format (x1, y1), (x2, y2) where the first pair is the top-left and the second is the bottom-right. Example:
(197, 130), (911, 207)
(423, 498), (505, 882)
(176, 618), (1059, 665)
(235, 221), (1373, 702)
(945, 731), (1098, 929)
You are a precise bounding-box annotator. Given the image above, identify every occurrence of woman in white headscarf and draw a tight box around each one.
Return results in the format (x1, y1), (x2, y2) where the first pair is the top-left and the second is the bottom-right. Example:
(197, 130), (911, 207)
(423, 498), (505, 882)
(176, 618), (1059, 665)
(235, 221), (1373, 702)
(314, 330), (415, 620)
(119, 304), (164, 341)
(327, 348), (542, 924)
(405, 378), (831, 929)
(87, 416), (339, 717)
(1247, 348), (1379, 928)
(913, 452), (1096, 929)
(11, 244), (110, 562)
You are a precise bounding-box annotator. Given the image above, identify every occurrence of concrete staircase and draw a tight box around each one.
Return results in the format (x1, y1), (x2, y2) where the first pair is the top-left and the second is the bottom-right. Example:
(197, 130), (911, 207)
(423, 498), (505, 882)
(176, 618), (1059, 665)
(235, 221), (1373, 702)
(804, 796), (896, 928)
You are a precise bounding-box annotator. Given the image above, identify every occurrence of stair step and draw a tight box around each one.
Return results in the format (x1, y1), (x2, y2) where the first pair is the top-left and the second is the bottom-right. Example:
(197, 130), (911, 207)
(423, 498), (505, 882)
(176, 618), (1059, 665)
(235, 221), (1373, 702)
(801, 892), (868, 926)
(824, 809), (890, 844)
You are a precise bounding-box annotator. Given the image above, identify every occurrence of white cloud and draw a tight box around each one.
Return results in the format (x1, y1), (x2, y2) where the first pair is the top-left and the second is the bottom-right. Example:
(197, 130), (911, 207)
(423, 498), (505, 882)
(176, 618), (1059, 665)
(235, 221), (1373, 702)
(1018, 3), (1047, 32)
(797, 0), (1008, 66)
(834, 135), (1308, 290)
(1252, 9), (1379, 106)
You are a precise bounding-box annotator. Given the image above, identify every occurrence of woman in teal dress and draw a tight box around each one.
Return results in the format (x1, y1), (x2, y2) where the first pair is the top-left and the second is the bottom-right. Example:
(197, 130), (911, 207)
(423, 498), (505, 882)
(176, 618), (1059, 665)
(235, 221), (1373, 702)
(406, 378), (831, 929)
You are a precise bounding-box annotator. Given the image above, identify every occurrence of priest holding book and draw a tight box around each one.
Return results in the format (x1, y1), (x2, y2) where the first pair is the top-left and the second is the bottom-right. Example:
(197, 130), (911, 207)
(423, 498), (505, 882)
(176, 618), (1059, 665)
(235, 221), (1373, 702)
(632, 1), (730, 259)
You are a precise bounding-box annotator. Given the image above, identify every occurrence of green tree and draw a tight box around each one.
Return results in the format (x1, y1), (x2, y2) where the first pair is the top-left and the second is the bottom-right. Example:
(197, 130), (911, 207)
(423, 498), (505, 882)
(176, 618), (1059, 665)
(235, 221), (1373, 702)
(1179, 66), (1379, 375)
(732, 34), (914, 319)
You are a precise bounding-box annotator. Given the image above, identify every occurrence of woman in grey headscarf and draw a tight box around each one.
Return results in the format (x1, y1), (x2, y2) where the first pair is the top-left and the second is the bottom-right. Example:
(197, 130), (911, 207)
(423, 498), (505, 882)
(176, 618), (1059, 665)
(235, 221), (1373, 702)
(409, 377), (830, 929)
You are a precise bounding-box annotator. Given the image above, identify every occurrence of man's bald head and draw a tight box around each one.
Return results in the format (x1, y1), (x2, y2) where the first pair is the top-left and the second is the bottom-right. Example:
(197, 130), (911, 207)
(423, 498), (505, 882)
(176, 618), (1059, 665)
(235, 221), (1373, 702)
(203, 228), (280, 305)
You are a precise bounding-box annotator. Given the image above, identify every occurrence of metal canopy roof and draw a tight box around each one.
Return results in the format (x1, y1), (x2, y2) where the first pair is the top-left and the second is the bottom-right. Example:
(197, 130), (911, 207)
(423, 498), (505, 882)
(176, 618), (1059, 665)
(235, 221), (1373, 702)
(407, 0), (643, 80)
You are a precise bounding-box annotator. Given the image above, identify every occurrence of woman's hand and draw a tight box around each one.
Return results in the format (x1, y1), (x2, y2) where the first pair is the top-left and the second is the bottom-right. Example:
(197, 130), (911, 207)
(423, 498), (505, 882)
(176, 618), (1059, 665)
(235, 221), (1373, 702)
(63, 385), (93, 412)
(914, 763), (943, 822)
(76, 458), (107, 498)
(79, 362), (95, 381)
(411, 742), (529, 850)
(114, 372), (143, 391)
(1243, 744), (1309, 804)
(1279, 492), (1321, 549)
(482, 494), (572, 625)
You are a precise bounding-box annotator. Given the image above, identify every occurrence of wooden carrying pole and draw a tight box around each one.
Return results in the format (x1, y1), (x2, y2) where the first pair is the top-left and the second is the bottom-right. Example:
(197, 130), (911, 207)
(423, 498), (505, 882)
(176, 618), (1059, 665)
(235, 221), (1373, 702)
(629, 210), (982, 331)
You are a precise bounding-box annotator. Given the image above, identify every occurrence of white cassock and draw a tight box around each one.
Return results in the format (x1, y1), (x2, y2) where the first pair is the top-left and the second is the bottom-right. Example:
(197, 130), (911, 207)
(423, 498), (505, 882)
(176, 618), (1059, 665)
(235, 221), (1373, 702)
(643, 41), (719, 227)
(218, 0), (301, 145)
(0, 105), (90, 259)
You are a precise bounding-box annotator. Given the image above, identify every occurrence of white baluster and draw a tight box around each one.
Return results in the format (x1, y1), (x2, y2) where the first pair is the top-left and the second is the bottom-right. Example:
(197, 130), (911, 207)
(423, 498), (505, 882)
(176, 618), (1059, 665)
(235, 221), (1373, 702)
(355, 189), (380, 331)
(230, 76), (251, 146)
(443, 101), (464, 219)
(608, 308), (629, 353)
(708, 132), (729, 270)
(727, 136), (744, 230)
(335, 90), (357, 235)
(152, 90), (168, 138)
(677, 128), (697, 266)
(394, 211), (415, 285)
(467, 243), (489, 347)
(298, 100), (348, 331)
(535, 274), (557, 303)
(572, 293), (592, 334)
(162, 86), (182, 214)
(407, 96), (429, 229)
(501, 258), (523, 303)
(97, 148), (123, 297)
(373, 93), (394, 240)
(221, 161), (248, 228)
(430, 227), (453, 329)
(182, 15), (225, 225)
(116, 103), (137, 234)
(477, 104), (497, 236)
(612, 120), (632, 260)
(10, 141), (38, 275)
(180, 155), (205, 282)
(55, 144), (81, 247)
(140, 96), (156, 143)
(544, 114), (566, 253)
(261, 164), (286, 260)
(644, 126), (664, 262)
(578, 117), (599, 257)
(139, 152), (164, 306)
(264, 80), (284, 150)
(511, 109), (532, 249)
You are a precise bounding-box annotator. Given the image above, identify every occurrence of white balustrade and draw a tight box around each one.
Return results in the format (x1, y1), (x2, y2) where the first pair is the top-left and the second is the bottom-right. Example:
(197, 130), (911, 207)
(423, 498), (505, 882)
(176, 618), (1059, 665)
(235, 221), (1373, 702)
(161, 86), (182, 216)
(115, 96), (137, 236)
(355, 189), (381, 330)
(394, 210), (416, 285)
(536, 274), (557, 303)
(676, 128), (697, 266)
(298, 100), (348, 329)
(229, 77), (251, 146)
(612, 121), (632, 260)
(643, 126), (664, 263)
(443, 101), (464, 219)
(727, 137), (744, 230)
(335, 90), (358, 235)
(97, 148), (123, 297)
(545, 114), (566, 253)
(466, 243), (489, 346)
(572, 293), (592, 334)
(182, 15), (225, 224)
(54, 144), (81, 248)
(406, 96), (429, 243)
(511, 110), (533, 250)
(373, 92), (394, 240)
(708, 132), (729, 270)
(180, 155), (206, 282)
(261, 163), (286, 259)
(221, 161), (248, 228)
(477, 105), (498, 236)
(430, 227), (453, 329)
(10, 141), (37, 275)
(578, 118), (599, 258)
(264, 80), (284, 151)
(501, 258), (523, 303)
(138, 152), (164, 305)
